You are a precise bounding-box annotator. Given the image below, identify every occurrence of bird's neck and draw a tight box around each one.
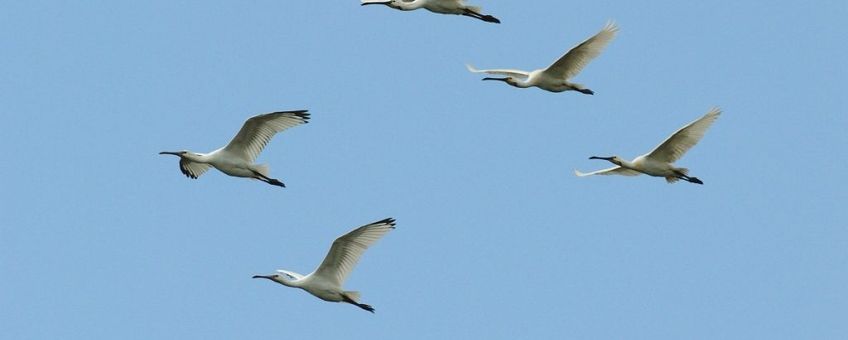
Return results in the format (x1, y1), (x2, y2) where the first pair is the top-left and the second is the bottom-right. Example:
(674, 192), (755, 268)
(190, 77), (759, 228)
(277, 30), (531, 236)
(617, 159), (637, 170)
(273, 275), (300, 288)
(184, 152), (210, 163)
(396, 0), (425, 10)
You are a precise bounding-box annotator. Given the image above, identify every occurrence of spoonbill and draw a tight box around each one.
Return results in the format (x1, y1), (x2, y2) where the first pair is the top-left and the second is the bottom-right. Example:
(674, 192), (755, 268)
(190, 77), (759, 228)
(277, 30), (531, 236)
(159, 110), (309, 188)
(361, 0), (500, 24)
(575, 107), (721, 184)
(467, 21), (618, 94)
(253, 218), (396, 313)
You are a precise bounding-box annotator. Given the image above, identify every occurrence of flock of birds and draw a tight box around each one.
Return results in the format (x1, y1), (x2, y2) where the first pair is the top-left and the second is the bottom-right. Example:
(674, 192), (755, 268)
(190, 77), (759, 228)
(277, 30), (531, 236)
(158, 0), (722, 313)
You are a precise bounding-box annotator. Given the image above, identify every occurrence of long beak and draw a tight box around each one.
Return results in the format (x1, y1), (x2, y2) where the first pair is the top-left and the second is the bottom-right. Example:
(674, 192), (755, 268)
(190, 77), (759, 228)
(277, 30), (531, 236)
(589, 156), (615, 161)
(252, 275), (273, 280)
(482, 77), (509, 82)
(159, 151), (180, 156)
(361, 1), (391, 6)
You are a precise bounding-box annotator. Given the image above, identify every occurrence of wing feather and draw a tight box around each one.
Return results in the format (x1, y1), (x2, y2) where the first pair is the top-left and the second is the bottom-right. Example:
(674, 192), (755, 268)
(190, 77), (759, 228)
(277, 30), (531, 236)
(544, 21), (618, 80)
(179, 159), (211, 179)
(575, 166), (641, 177)
(311, 218), (396, 287)
(466, 64), (530, 80)
(644, 107), (721, 163)
(223, 110), (310, 163)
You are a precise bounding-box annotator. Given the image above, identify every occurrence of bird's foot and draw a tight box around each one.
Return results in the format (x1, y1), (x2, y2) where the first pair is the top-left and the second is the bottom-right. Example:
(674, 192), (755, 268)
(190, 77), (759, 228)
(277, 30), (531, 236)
(267, 179), (286, 188)
(357, 303), (375, 313)
(577, 88), (595, 95)
(481, 15), (501, 24)
(688, 177), (704, 185)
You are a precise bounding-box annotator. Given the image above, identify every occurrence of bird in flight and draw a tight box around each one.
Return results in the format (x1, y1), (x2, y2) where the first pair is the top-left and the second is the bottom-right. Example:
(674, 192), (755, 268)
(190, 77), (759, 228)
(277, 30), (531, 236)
(467, 21), (618, 94)
(159, 110), (309, 188)
(361, 0), (500, 24)
(576, 107), (721, 184)
(253, 218), (396, 313)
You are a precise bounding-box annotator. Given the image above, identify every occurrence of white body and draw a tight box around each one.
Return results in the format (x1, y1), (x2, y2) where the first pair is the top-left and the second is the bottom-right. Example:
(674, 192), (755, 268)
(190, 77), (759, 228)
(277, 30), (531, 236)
(467, 21), (618, 93)
(253, 218), (396, 312)
(361, 0), (499, 23)
(575, 107), (722, 183)
(160, 110), (309, 187)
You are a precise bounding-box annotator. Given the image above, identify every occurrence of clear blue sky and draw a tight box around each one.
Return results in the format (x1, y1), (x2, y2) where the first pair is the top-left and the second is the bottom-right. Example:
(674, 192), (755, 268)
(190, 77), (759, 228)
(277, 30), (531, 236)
(1, 1), (846, 339)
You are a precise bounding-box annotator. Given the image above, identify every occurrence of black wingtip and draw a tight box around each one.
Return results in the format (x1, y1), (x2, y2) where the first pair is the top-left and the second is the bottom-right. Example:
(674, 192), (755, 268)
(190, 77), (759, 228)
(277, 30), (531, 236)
(269, 109), (311, 123)
(373, 217), (397, 228)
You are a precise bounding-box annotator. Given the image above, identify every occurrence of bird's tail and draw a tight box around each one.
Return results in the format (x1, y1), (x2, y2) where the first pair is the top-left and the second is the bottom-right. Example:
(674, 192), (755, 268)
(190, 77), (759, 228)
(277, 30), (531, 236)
(466, 5), (482, 13)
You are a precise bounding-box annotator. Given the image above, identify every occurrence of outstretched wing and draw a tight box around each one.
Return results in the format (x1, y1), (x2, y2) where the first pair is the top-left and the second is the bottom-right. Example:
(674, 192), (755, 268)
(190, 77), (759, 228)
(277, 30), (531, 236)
(643, 107), (721, 163)
(466, 64), (530, 80)
(543, 21), (618, 80)
(311, 218), (396, 287)
(223, 110), (310, 163)
(179, 159), (211, 179)
(574, 167), (641, 177)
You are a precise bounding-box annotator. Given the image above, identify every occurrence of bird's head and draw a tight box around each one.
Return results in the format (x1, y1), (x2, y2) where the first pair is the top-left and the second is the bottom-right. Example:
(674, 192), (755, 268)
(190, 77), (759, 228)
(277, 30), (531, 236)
(589, 155), (623, 166)
(360, 0), (399, 9)
(482, 77), (519, 87)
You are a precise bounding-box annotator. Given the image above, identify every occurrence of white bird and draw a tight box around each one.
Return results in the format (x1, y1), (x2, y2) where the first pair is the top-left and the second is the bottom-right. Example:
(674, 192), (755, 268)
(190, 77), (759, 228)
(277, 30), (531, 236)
(159, 110), (309, 188)
(575, 107), (722, 184)
(253, 218), (396, 313)
(361, 0), (500, 24)
(467, 21), (618, 94)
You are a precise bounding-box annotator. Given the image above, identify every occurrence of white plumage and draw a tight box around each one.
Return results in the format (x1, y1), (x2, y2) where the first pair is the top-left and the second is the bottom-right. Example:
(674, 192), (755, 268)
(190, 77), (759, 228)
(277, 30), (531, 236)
(468, 21), (618, 94)
(576, 107), (722, 184)
(361, 0), (500, 23)
(159, 110), (309, 187)
(253, 218), (396, 313)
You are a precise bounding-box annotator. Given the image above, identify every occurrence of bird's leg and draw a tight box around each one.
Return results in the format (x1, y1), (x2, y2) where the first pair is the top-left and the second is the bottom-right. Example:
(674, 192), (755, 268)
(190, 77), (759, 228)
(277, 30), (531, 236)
(251, 170), (286, 188)
(686, 176), (704, 185)
(567, 84), (595, 95)
(461, 9), (500, 23)
(674, 170), (704, 185)
(341, 294), (375, 313)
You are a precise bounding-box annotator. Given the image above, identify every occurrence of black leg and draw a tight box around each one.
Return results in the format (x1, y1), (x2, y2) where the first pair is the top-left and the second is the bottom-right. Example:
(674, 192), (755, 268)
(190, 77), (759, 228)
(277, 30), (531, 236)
(674, 171), (704, 185)
(462, 9), (500, 24)
(341, 294), (375, 313)
(251, 170), (286, 188)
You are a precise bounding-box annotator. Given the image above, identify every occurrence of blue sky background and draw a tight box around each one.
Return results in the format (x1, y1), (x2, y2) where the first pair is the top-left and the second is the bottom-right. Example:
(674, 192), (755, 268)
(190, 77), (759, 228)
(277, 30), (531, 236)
(1, 1), (846, 339)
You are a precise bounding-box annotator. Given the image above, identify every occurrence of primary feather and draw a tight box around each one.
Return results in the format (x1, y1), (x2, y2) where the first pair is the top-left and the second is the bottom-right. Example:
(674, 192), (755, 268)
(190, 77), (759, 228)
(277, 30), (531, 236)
(644, 107), (721, 163)
(223, 110), (310, 163)
(311, 218), (397, 287)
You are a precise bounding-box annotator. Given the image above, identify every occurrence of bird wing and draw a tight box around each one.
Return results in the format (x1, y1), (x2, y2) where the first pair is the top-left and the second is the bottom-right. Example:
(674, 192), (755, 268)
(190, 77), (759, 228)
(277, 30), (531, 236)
(311, 218), (396, 287)
(643, 107), (721, 163)
(179, 159), (211, 179)
(574, 167), (641, 177)
(543, 21), (618, 80)
(466, 64), (530, 80)
(222, 110), (310, 163)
